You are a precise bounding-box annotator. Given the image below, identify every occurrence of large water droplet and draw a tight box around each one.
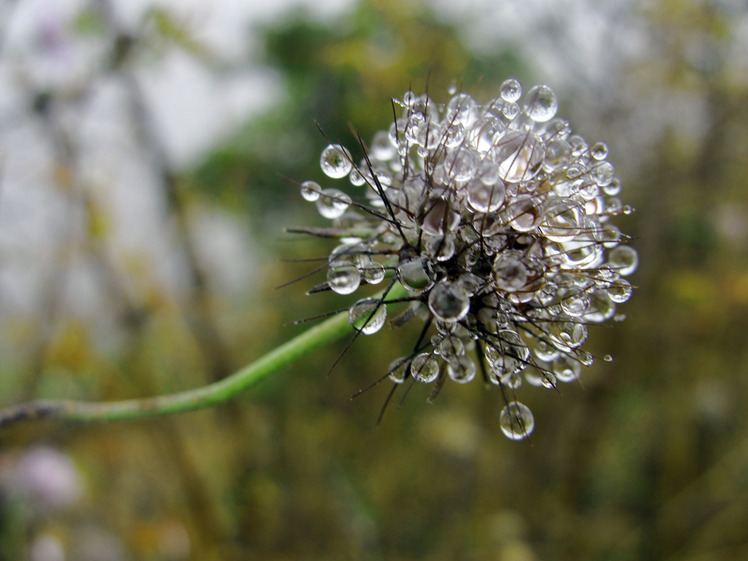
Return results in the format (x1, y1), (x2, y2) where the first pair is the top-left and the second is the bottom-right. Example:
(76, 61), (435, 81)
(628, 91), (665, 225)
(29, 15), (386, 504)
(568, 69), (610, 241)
(421, 199), (461, 236)
(500, 78), (522, 102)
(493, 255), (529, 292)
(525, 84), (558, 122)
(607, 279), (633, 303)
(320, 144), (353, 178)
(300, 180), (321, 202)
(494, 131), (545, 182)
(428, 282), (470, 322)
(316, 189), (351, 219)
(398, 258), (433, 294)
(349, 298), (387, 334)
(411, 353), (440, 383)
(500, 401), (535, 440)
(607, 245), (638, 276)
(327, 261), (361, 295)
(447, 356), (476, 384)
(466, 178), (506, 213)
(503, 194), (543, 232)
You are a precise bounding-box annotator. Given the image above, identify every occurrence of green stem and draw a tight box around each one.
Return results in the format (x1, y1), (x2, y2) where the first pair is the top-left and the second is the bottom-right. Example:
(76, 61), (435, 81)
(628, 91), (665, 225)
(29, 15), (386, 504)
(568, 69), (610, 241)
(0, 283), (409, 428)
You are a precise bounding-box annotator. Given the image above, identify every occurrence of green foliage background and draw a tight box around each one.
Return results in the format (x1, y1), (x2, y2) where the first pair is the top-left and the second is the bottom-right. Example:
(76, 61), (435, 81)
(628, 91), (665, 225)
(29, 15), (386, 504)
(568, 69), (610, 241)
(2, 0), (748, 560)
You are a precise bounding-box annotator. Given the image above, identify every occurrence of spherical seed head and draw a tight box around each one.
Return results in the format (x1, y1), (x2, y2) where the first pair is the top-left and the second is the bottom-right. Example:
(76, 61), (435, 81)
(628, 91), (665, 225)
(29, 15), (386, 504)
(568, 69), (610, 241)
(296, 80), (638, 440)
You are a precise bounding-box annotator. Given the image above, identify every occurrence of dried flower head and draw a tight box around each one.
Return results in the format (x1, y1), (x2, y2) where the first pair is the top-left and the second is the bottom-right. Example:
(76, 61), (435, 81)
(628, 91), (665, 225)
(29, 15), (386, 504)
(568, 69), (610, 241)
(294, 79), (637, 440)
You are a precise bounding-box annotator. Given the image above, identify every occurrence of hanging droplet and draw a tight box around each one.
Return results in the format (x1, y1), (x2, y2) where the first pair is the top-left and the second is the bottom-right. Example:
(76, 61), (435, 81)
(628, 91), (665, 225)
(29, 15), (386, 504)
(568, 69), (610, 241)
(524, 84), (558, 122)
(590, 141), (609, 160)
(300, 180), (321, 202)
(447, 356), (477, 384)
(500, 402), (535, 440)
(320, 144), (353, 178)
(349, 298), (387, 334)
(553, 354), (582, 382)
(428, 282), (471, 323)
(607, 245), (639, 276)
(500, 78), (522, 102)
(466, 178), (506, 213)
(316, 189), (351, 219)
(327, 261), (361, 295)
(503, 195), (542, 232)
(398, 258), (433, 294)
(493, 131), (545, 183)
(388, 357), (409, 383)
(411, 353), (440, 383)
(607, 279), (633, 303)
(493, 255), (529, 292)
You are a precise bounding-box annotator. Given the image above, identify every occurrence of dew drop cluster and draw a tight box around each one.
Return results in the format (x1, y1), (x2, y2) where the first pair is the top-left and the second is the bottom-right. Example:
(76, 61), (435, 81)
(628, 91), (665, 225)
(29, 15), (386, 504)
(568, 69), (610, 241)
(297, 79), (637, 440)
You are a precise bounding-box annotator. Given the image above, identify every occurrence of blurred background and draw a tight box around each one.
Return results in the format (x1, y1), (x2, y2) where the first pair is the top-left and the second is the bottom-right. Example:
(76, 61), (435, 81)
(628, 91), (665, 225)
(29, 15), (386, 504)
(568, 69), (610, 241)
(1, 0), (747, 559)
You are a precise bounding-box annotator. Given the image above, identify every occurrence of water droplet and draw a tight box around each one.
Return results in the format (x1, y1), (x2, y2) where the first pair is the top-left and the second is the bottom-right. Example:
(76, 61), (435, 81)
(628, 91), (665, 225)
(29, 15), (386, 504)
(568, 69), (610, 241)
(446, 93), (478, 126)
(466, 178), (506, 213)
(411, 353), (440, 383)
(500, 401), (535, 440)
(421, 199), (461, 236)
(603, 354), (614, 362)
(371, 130), (395, 160)
(361, 261), (386, 284)
(607, 279), (633, 303)
(592, 161), (615, 187)
(300, 180), (321, 202)
(426, 235), (456, 262)
(500, 78), (522, 102)
(607, 245), (638, 276)
(327, 261), (361, 295)
(493, 255), (529, 292)
(494, 131), (545, 182)
(349, 298), (387, 334)
(540, 199), (583, 241)
(525, 84), (558, 122)
(590, 141), (609, 160)
(316, 188), (351, 219)
(603, 177), (622, 196)
(428, 282), (470, 322)
(388, 357), (409, 383)
(503, 194), (543, 232)
(447, 356), (476, 384)
(553, 355), (582, 382)
(320, 144), (353, 178)
(398, 258), (433, 294)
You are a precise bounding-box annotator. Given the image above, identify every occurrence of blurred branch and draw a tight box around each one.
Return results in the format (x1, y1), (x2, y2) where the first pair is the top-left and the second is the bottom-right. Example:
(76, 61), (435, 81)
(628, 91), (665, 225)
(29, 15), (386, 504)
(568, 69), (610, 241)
(0, 284), (407, 429)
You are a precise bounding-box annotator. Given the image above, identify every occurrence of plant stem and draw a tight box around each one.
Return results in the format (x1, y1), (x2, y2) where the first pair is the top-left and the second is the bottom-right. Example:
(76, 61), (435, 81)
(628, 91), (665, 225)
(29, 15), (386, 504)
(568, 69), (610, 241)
(0, 283), (409, 429)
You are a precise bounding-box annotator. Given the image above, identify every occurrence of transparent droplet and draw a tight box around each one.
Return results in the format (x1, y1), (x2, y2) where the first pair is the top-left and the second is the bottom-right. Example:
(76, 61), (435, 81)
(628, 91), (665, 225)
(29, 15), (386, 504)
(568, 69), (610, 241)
(607, 245), (638, 276)
(447, 356), (476, 384)
(371, 130), (395, 160)
(349, 168), (366, 186)
(540, 199), (583, 241)
(603, 354), (614, 362)
(428, 282), (470, 323)
(411, 353), (439, 383)
(493, 255), (528, 292)
(500, 78), (522, 102)
(320, 144), (353, 178)
(590, 141), (609, 160)
(592, 161), (615, 187)
(607, 279), (633, 303)
(327, 261), (361, 295)
(603, 177), (622, 196)
(553, 354), (582, 382)
(437, 335), (465, 358)
(421, 199), (461, 236)
(398, 258), (433, 294)
(300, 180), (321, 202)
(316, 188), (351, 219)
(388, 357), (409, 383)
(500, 401), (535, 440)
(361, 262), (386, 284)
(446, 93), (478, 125)
(427, 235), (456, 262)
(466, 178), (506, 213)
(494, 131), (545, 182)
(524, 84), (558, 123)
(349, 298), (387, 334)
(503, 194), (543, 232)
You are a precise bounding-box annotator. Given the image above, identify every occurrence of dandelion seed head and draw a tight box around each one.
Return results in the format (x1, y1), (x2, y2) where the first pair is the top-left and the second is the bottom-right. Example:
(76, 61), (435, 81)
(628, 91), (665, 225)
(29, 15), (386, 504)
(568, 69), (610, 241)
(296, 80), (638, 440)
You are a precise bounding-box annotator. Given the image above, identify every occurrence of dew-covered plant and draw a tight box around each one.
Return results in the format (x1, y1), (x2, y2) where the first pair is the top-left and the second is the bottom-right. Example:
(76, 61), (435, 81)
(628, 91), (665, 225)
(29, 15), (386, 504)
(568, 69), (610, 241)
(294, 79), (637, 440)
(0, 80), (636, 440)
